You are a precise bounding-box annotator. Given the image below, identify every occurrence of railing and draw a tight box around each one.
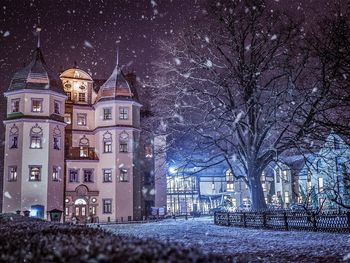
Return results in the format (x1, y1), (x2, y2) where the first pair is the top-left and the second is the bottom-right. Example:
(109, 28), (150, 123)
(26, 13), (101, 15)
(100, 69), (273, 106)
(214, 210), (350, 233)
(66, 147), (99, 160)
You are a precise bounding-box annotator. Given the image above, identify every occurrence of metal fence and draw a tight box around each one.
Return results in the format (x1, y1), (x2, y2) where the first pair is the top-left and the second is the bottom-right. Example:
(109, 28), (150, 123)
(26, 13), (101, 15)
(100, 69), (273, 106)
(214, 210), (350, 233)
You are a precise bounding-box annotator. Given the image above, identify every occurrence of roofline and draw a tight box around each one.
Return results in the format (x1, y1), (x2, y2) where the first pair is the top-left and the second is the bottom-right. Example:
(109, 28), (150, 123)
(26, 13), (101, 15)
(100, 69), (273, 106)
(4, 89), (67, 99)
(93, 99), (142, 107)
(4, 118), (67, 126)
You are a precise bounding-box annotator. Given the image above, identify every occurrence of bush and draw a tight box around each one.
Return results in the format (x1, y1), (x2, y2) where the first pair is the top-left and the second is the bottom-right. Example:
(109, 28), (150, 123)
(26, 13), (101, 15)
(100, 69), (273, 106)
(0, 214), (224, 263)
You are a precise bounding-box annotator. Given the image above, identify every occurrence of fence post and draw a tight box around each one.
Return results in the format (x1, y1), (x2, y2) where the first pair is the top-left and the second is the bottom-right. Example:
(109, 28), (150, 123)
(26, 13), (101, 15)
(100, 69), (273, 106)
(262, 212), (267, 228)
(243, 212), (247, 227)
(283, 212), (289, 231)
(214, 211), (217, 225)
(312, 212), (317, 232)
(346, 212), (350, 233)
(227, 212), (230, 226)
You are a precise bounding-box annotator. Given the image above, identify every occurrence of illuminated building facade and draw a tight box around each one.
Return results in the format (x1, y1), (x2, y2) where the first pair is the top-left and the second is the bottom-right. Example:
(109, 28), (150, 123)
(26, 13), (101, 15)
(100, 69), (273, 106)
(2, 41), (166, 222)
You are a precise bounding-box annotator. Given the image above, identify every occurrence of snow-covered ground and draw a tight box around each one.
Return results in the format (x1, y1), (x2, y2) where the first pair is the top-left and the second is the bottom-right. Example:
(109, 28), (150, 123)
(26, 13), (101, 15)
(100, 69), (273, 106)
(101, 216), (350, 262)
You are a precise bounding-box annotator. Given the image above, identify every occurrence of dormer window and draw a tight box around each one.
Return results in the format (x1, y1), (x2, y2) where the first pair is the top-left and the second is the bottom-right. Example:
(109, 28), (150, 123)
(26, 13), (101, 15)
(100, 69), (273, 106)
(11, 99), (20, 113)
(31, 99), (43, 112)
(54, 101), (61, 114)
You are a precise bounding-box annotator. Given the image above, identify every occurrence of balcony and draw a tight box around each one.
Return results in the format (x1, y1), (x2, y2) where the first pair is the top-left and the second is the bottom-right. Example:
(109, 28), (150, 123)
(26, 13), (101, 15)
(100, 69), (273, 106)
(66, 147), (99, 160)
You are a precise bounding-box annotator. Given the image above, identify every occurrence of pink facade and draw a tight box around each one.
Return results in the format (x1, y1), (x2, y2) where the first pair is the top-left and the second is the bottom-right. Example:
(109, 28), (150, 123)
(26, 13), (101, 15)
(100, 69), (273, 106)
(2, 44), (166, 222)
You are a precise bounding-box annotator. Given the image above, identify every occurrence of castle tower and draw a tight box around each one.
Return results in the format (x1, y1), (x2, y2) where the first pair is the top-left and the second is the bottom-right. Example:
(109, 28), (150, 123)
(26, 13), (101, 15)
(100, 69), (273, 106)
(2, 38), (67, 218)
(61, 53), (142, 222)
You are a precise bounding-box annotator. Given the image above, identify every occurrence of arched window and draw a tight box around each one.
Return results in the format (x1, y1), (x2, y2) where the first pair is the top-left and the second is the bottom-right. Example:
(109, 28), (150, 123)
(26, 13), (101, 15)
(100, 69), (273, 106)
(9, 124), (19, 149)
(74, 198), (87, 205)
(79, 136), (89, 157)
(119, 131), (128, 153)
(103, 131), (112, 153)
(225, 169), (234, 192)
(30, 124), (43, 149)
(53, 126), (61, 150)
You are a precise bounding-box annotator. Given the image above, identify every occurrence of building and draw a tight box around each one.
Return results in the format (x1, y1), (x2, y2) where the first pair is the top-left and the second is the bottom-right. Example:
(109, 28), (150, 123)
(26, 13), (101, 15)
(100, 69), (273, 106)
(2, 46), (66, 218)
(1, 37), (166, 222)
(298, 133), (350, 209)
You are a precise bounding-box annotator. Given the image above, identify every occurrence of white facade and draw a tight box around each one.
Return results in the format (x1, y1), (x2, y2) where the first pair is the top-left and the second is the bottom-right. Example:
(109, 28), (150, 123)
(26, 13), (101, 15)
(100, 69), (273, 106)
(298, 133), (350, 208)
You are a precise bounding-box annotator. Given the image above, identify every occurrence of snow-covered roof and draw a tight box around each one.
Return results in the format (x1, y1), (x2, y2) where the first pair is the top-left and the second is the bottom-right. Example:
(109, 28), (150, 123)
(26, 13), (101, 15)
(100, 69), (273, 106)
(8, 47), (64, 94)
(96, 59), (136, 102)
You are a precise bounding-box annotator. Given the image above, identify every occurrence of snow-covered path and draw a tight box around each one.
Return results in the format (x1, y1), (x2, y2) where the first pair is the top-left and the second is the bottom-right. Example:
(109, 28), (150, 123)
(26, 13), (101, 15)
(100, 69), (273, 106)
(101, 217), (350, 262)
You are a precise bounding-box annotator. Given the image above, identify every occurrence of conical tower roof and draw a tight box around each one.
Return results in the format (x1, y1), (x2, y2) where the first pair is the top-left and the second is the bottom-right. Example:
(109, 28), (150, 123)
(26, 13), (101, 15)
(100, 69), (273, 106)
(96, 52), (135, 102)
(7, 27), (64, 94)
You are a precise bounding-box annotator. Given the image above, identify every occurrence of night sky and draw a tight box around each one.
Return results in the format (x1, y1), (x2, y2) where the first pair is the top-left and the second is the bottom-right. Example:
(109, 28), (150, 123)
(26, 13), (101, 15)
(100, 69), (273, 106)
(0, 0), (344, 92)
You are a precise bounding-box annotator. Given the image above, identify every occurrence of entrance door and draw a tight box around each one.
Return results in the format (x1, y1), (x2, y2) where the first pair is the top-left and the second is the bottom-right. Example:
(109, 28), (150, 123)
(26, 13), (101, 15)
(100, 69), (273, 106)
(74, 198), (88, 223)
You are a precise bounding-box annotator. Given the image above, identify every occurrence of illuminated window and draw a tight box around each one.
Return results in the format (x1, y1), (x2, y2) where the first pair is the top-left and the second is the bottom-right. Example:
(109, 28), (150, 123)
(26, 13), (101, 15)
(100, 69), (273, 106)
(318, 177), (324, 192)
(120, 168), (128, 182)
(119, 107), (129, 120)
(145, 145), (153, 158)
(103, 199), (112, 214)
(52, 166), (60, 181)
(31, 99), (43, 112)
(103, 169), (112, 182)
(65, 207), (69, 216)
(283, 170), (288, 181)
(30, 136), (42, 148)
(276, 168), (280, 183)
(64, 114), (71, 124)
(79, 136), (89, 157)
(225, 169), (234, 192)
(30, 124), (43, 149)
(8, 166), (17, 181)
(29, 166), (41, 181)
(11, 99), (20, 113)
(103, 131), (112, 153)
(284, 191), (289, 204)
(103, 108), (112, 120)
(77, 113), (87, 126)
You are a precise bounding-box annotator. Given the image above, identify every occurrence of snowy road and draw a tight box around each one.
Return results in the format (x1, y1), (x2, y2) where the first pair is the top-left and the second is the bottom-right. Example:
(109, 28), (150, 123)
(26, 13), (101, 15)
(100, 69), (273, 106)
(101, 217), (350, 262)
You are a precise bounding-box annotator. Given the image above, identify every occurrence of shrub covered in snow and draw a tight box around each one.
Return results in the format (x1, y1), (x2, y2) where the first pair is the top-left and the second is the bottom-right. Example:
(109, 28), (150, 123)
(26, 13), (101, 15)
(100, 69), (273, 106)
(0, 214), (224, 263)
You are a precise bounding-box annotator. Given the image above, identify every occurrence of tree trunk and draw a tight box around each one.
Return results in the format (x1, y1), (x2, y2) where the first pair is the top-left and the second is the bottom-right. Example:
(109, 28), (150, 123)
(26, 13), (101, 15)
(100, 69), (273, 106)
(248, 174), (267, 210)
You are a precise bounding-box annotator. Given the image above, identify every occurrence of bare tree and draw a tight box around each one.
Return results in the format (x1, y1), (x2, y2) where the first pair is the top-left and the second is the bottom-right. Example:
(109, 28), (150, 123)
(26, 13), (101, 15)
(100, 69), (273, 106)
(150, 0), (350, 210)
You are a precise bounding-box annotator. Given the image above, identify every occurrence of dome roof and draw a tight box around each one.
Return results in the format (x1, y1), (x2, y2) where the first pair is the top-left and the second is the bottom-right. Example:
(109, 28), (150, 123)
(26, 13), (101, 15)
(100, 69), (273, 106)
(96, 61), (135, 102)
(7, 48), (64, 94)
